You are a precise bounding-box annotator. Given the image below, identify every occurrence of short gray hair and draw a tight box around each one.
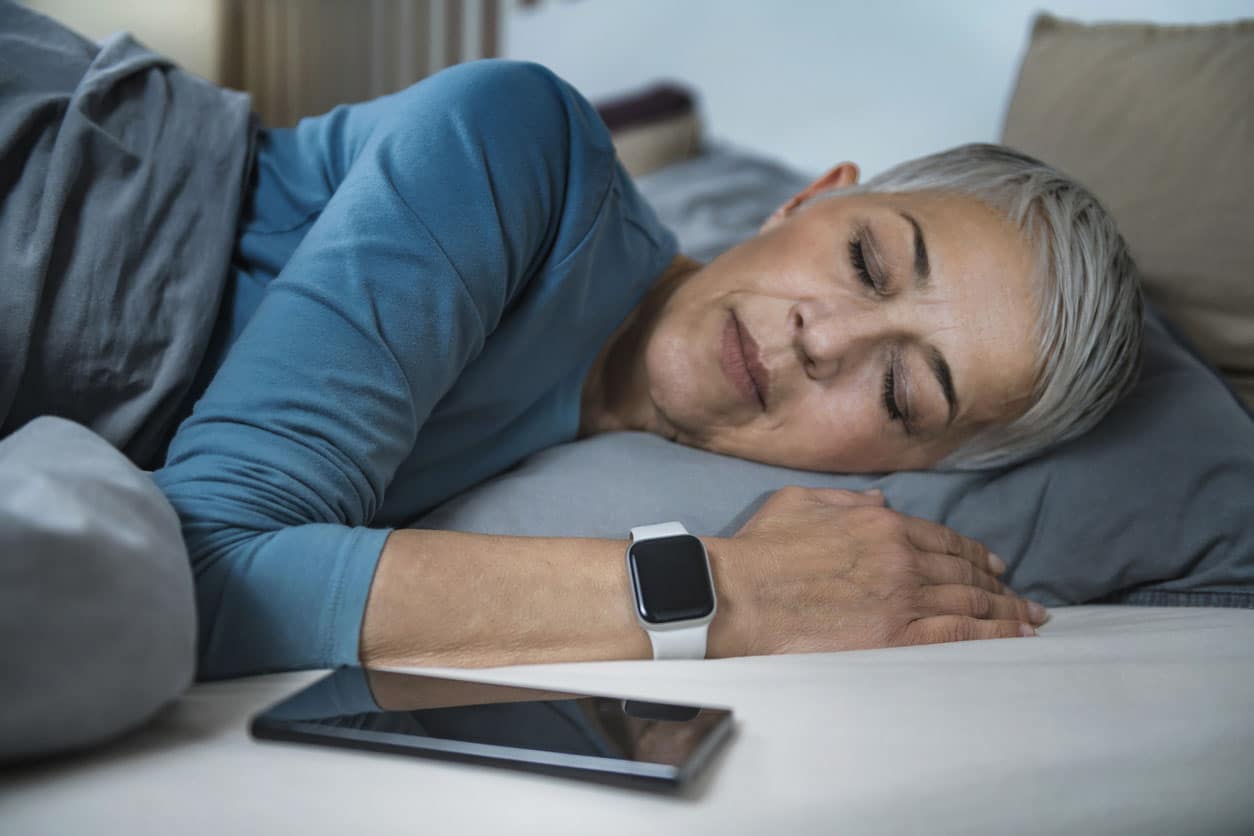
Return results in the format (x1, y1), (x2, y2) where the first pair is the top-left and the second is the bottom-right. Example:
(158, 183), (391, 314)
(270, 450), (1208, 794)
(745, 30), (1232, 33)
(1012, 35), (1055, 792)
(808, 143), (1143, 469)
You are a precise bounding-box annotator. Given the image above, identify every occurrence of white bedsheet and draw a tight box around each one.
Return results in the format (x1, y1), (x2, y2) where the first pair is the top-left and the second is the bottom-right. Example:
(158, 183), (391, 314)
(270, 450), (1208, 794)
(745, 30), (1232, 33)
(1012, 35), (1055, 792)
(5, 606), (1254, 835)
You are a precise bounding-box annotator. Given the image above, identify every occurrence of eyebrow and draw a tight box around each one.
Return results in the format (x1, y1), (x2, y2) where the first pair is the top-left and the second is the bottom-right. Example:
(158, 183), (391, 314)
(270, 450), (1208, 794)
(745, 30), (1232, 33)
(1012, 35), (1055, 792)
(894, 210), (955, 425)
(898, 210), (930, 289)
(928, 345), (959, 426)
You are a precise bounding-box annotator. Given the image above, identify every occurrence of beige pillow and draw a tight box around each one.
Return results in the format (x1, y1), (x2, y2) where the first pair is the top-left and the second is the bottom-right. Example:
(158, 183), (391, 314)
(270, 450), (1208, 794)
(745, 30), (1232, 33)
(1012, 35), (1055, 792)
(611, 111), (702, 178)
(1002, 14), (1254, 409)
(595, 83), (703, 178)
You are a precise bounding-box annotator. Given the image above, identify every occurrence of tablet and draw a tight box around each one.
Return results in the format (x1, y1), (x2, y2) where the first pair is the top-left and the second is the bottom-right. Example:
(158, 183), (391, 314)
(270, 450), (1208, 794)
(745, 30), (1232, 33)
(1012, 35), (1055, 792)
(250, 666), (734, 789)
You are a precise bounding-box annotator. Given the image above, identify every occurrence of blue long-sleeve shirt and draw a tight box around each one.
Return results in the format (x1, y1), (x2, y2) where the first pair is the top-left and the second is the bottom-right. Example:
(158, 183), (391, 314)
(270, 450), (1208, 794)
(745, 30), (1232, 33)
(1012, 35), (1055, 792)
(154, 60), (678, 680)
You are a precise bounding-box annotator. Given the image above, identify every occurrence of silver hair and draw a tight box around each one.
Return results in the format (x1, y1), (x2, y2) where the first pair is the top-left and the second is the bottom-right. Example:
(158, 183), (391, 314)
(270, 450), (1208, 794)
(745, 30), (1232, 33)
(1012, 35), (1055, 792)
(806, 143), (1143, 469)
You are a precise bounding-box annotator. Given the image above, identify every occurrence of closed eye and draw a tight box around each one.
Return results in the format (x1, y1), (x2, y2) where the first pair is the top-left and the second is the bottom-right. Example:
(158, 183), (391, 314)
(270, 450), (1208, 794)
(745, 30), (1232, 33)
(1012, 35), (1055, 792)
(882, 354), (915, 434)
(848, 234), (881, 292)
(882, 363), (905, 424)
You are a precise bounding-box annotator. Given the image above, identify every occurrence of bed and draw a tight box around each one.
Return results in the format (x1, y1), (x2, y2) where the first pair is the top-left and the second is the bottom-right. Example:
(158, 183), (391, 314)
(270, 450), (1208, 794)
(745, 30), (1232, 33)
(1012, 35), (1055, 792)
(6, 605), (1253, 835)
(3, 12), (1253, 836)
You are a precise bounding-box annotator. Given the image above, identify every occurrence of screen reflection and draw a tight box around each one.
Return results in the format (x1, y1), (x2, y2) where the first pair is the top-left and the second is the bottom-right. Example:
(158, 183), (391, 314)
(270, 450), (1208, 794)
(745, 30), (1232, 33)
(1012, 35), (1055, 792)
(264, 667), (728, 767)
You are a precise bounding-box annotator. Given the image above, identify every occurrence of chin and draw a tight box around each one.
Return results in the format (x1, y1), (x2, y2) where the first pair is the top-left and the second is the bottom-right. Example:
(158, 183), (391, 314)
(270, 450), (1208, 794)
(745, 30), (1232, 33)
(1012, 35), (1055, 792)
(644, 325), (725, 440)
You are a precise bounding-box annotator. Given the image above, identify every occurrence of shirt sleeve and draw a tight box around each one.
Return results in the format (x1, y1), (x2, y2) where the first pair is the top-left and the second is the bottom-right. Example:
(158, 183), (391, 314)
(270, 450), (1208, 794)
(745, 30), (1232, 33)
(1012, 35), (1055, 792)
(154, 61), (621, 679)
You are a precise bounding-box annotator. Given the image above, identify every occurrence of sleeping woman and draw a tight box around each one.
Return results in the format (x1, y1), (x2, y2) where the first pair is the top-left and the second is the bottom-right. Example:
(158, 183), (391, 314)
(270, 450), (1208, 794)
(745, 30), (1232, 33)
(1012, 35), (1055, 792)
(1, 5), (1142, 679)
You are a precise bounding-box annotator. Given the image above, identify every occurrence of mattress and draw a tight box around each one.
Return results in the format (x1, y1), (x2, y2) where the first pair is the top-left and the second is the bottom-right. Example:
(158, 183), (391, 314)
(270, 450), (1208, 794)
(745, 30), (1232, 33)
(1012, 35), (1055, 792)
(6, 606), (1253, 835)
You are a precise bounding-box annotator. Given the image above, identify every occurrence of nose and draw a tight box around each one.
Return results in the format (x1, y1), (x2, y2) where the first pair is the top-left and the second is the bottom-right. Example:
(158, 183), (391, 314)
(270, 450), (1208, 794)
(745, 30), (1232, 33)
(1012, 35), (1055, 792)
(791, 301), (879, 380)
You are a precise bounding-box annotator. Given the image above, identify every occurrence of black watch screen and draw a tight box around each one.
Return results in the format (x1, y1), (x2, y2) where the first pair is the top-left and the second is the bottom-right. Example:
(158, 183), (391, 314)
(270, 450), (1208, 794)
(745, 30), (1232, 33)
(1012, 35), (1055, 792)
(627, 535), (716, 624)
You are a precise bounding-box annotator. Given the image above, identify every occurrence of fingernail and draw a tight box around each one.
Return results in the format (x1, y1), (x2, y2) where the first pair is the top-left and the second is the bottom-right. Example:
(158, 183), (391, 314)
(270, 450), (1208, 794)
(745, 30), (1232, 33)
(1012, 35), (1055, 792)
(863, 488), (883, 495)
(1027, 601), (1049, 624)
(989, 553), (1007, 574)
(1019, 623), (1037, 637)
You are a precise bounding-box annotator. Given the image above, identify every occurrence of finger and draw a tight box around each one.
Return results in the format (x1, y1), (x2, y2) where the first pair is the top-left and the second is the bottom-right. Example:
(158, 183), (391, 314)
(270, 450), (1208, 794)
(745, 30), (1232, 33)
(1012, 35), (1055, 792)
(917, 585), (1049, 624)
(902, 517), (1002, 575)
(900, 615), (1036, 646)
(805, 487), (887, 508)
(913, 552), (1005, 594)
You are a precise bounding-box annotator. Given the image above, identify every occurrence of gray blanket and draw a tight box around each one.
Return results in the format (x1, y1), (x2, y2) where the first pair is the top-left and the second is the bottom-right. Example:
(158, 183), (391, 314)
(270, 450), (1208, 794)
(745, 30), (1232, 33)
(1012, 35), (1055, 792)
(0, 1), (254, 468)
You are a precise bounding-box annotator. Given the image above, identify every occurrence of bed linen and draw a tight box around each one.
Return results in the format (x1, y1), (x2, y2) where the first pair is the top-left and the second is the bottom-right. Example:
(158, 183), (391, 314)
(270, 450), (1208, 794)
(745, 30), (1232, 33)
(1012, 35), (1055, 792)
(0, 418), (194, 763)
(5, 605), (1252, 835)
(0, 1), (254, 469)
(1002, 15), (1254, 411)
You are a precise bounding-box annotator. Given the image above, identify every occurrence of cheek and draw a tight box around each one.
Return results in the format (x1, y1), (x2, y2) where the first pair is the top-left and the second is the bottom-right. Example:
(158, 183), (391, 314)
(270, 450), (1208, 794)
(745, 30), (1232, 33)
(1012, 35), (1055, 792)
(775, 383), (888, 467)
(729, 229), (838, 297)
(644, 304), (742, 434)
(646, 319), (708, 406)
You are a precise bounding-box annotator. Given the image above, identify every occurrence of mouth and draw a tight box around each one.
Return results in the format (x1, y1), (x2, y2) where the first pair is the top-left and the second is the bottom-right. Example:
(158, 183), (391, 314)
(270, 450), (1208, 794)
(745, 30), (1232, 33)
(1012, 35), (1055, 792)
(720, 311), (769, 411)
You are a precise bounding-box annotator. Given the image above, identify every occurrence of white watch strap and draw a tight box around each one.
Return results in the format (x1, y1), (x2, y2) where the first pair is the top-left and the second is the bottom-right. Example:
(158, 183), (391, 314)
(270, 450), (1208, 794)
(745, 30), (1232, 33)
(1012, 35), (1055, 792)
(628, 521), (712, 661)
(647, 623), (709, 660)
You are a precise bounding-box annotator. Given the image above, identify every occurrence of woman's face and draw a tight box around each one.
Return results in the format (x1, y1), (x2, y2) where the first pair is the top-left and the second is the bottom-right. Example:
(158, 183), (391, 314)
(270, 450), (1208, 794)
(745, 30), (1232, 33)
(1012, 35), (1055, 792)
(644, 166), (1041, 472)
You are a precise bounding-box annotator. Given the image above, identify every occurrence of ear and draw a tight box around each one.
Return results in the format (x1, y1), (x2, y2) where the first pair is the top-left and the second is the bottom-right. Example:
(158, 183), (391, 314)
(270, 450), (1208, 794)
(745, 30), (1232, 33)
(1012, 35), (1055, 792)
(760, 162), (860, 233)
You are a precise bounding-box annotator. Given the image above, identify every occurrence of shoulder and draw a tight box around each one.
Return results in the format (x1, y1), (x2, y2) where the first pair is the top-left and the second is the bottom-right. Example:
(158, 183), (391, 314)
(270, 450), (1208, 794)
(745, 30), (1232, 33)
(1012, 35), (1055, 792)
(378, 59), (619, 242)
(398, 59), (615, 165)
(400, 60), (623, 266)
(358, 61), (626, 329)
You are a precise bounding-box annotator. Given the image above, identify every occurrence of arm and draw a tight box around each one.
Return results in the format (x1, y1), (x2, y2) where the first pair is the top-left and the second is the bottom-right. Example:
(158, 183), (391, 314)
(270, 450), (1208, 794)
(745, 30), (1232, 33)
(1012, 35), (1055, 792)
(360, 488), (1047, 671)
(359, 529), (745, 670)
(155, 61), (620, 679)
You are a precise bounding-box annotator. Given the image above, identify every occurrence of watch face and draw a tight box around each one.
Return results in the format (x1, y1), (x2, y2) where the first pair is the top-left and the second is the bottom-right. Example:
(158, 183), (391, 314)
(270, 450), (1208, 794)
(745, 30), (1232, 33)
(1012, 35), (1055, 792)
(628, 535), (716, 624)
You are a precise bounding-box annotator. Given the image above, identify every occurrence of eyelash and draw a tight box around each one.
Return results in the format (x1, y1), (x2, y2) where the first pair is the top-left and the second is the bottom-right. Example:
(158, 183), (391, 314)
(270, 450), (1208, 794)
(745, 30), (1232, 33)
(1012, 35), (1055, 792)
(882, 362), (905, 425)
(847, 234), (881, 293)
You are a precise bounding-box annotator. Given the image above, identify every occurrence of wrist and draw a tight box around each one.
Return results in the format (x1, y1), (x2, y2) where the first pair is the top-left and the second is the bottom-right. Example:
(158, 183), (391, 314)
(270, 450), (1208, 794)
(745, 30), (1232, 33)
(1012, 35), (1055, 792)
(362, 530), (653, 668)
(701, 536), (749, 659)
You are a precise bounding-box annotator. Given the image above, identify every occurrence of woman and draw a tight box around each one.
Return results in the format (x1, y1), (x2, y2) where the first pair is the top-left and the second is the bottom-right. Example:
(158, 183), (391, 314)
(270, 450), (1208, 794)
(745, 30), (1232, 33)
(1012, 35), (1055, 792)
(1, 6), (1142, 679)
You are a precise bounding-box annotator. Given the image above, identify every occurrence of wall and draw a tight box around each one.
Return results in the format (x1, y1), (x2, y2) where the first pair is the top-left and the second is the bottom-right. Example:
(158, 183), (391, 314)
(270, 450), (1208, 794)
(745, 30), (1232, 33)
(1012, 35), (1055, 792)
(20, 0), (498, 124)
(505, 0), (1254, 177)
(23, 0), (222, 82)
(21, 0), (1253, 176)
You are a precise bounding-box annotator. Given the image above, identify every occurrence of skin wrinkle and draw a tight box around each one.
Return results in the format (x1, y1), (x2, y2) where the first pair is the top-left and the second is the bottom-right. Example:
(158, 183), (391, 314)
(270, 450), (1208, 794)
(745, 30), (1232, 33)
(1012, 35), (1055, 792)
(580, 164), (1041, 474)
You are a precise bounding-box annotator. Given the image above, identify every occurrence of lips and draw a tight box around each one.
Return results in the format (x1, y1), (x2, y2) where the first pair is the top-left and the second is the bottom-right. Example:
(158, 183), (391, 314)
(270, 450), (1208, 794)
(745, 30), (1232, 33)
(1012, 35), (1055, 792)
(720, 312), (769, 411)
(738, 316), (771, 408)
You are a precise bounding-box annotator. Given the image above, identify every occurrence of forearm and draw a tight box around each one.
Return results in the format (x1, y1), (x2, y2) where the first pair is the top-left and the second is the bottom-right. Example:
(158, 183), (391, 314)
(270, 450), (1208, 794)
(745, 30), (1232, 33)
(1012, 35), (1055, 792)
(358, 529), (743, 669)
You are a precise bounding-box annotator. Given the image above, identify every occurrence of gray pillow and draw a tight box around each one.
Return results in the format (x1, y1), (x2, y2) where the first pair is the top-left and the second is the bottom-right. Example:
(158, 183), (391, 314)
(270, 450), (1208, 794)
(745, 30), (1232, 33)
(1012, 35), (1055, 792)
(415, 146), (1254, 608)
(0, 417), (196, 763)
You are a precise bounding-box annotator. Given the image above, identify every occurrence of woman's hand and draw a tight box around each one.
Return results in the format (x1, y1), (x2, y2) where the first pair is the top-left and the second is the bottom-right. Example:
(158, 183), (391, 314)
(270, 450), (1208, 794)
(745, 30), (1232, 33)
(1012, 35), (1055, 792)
(707, 486), (1048, 658)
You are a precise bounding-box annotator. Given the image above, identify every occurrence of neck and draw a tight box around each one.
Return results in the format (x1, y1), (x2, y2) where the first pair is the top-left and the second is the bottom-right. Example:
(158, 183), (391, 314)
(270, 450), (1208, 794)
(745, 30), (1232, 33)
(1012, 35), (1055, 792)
(579, 253), (703, 439)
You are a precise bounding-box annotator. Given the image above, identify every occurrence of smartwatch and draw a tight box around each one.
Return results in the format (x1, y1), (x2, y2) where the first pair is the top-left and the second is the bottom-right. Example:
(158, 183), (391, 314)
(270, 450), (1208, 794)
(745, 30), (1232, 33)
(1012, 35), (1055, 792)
(626, 522), (718, 660)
